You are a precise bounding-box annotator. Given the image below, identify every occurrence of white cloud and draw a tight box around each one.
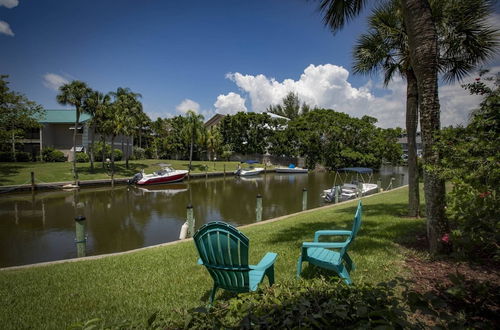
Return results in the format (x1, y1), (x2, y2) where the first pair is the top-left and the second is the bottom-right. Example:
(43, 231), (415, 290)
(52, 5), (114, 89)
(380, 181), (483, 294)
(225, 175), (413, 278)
(0, 0), (18, 8)
(225, 63), (489, 128)
(175, 98), (200, 114)
(214, 92), (247, 114)
(42, 73), (69, 91)
(0, 20), (14, 36)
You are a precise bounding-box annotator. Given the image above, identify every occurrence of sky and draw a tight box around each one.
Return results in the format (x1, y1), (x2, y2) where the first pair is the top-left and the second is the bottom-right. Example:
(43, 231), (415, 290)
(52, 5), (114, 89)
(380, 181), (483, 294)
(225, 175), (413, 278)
(1, 0), (499, 128)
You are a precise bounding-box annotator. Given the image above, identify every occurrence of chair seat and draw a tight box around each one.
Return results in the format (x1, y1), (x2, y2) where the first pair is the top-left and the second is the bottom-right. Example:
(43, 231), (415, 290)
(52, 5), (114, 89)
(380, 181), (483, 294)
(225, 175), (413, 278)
(306, 247), (341, 266)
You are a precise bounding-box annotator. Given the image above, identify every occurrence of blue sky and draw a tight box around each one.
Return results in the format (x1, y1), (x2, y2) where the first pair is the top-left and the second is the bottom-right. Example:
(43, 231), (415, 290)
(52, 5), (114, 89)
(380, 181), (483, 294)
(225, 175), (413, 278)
(1, 0), (499, 128)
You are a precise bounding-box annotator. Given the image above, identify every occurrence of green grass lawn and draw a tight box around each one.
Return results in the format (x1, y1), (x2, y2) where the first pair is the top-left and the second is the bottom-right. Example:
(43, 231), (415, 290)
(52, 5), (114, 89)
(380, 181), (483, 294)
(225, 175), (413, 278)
(0, 187), (424, 329)
(0, 160), (259, 186)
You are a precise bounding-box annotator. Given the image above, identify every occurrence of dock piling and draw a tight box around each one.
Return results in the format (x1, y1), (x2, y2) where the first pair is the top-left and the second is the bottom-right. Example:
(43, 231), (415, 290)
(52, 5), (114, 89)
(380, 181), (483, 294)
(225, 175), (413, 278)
(302, 188), (308, 211)
(74, 216), (87, 258)
(186, 204), (195, 237)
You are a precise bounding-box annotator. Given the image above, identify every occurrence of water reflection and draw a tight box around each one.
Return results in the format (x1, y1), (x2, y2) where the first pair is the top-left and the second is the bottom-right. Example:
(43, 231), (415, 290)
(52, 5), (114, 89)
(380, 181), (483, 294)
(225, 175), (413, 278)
(0, 166), (407, 267)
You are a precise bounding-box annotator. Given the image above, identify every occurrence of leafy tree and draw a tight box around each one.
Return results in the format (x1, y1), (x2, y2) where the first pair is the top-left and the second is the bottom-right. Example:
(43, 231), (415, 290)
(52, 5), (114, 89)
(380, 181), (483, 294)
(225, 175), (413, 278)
(183, 110), (205, 172)
(83, 90), (111, 170)
(0, 75), (44, 161)
(206, 126), (223, 161)
(267, 92), (313, 120)
(219, 112), (272, 154)
(56, 80), (92, 184)
(353, 0), (498, 217)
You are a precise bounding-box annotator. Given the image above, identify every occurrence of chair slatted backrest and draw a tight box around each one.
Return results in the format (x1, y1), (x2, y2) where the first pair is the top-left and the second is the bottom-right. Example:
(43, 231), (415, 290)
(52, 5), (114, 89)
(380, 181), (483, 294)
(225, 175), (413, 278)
(194, 222), (250, 291)
(341, 201), (363, 254)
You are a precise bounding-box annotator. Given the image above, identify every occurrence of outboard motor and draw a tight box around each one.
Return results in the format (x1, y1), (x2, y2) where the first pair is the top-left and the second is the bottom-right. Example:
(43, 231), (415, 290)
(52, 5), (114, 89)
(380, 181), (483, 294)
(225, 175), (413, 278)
(128, 172), (143, 184)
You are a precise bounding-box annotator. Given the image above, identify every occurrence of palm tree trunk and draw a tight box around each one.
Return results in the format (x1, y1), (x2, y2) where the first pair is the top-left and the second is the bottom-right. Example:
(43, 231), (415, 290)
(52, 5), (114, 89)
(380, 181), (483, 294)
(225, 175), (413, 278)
(73, 110), (80, 185)
(401, 0), (447, 254)
(406, 69), (420, 217)
(189, 135), (194, 173)
(111, 135), (115, 187)
(89, 124), (95, 171)
(101, 136), (106, 169)
(11, 128), (16, 162)
(125, 136), (130, 169)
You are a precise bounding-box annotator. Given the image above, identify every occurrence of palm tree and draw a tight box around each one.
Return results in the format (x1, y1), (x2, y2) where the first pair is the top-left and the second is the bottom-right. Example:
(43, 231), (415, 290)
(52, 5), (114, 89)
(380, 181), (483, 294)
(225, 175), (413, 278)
(56, 80), (92, 185)
(352, 0), (498, 218)
(183, 110), (205, 174)
(83, 90), (111, 171)
(312, 0), (494, 254)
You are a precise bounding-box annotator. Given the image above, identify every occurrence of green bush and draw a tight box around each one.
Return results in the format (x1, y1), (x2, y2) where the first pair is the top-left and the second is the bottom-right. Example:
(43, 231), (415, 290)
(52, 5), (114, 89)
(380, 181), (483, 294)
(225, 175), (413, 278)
(75, 152), (89, 163)
(160, 278), (412, 329)
(113, 149), (122, 161)
(0, 151), (15, 162)
(16, 152), (31, 162)
(93, 143), (122, 161)
(42, 147), (66, 162)
(133, 147), (146, 160)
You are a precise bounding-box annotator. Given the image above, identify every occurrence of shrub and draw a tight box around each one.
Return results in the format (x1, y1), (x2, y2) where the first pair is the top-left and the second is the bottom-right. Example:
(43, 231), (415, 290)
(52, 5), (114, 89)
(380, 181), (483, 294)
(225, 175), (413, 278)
(42, 147), (66, 162)
(133, 147), (146, 160)
(160, 278), (412, 329)
(0, 151), (15, 162)
(93, 142), (111, 162)
(113, 149), (122, 161)
(16, 152), (31, 162)
(75, 152), (89, 163)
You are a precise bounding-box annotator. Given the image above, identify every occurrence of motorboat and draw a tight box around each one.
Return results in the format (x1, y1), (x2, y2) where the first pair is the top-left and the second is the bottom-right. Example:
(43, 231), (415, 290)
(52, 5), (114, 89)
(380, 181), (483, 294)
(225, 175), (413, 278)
(234, 160), (264, 176)
(322, 167), (378, 202)
(235, 166), (264, 176)
(275, 164), (308, 173)
(128, 164), (188, 185)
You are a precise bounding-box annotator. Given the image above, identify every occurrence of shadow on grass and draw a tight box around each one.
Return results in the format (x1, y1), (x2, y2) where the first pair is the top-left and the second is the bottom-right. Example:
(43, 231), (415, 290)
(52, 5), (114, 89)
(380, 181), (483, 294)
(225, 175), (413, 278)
(0, 164), (23, 185)
(77, 162), (149, 177)
(182, 164), (209, 171)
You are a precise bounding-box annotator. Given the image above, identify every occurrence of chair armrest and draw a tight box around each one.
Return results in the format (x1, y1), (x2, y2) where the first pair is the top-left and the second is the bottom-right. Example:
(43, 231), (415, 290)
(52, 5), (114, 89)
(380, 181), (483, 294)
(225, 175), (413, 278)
(303, 242), (347, 249)
(314, 230), (352, 241)
(197, 258), (204, 265)
(250, 252), (278, 270)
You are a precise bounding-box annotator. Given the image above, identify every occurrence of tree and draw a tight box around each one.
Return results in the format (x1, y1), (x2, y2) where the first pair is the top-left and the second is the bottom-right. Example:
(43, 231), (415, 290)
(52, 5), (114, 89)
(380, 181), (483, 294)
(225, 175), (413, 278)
(0, 75), (44, 161)
(56, 80), (92, 184)
(312, 0), (492, 253)
(267, 92), (312, 120)
(183, 110), (205, 172)
(353, 0), (498, 217)
(83, 90), (111, 171)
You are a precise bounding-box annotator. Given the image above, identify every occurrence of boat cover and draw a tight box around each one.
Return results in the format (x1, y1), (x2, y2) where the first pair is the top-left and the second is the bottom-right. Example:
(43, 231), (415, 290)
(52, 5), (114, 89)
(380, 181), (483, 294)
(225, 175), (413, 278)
(338, 167), (373, 174)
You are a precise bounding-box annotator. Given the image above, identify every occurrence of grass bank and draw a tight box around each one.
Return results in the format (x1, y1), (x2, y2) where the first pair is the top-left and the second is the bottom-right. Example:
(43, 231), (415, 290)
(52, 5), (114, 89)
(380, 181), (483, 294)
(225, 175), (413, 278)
(0, 160), (257, 186)
(0, 187), (424, 329)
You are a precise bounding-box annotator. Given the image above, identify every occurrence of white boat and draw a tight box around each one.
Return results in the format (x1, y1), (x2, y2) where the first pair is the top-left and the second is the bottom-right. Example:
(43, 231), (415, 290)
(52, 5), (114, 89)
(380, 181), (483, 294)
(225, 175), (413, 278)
(128, 164), (188, 185)
(322, 167), (378, 202)
(275, 165), (308, 173)
(235, 166), (264, 176)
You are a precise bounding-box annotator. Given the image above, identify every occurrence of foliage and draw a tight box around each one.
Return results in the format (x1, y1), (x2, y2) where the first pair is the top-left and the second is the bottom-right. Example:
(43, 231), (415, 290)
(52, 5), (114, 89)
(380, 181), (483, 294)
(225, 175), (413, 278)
(42, 147), (66, 162)
(132, 146), (146, 160)
(92, 143), (122, 162)
(0, 75), (44, 161)
(112, 149), (123, 162)
(267, 92), (314, 120)
(75, 153), (89, 163)
(162, 278), (412, 329)
(0, 151), (15, 162)
(0, 151), (30, 162)
(434, 72), (499, 260)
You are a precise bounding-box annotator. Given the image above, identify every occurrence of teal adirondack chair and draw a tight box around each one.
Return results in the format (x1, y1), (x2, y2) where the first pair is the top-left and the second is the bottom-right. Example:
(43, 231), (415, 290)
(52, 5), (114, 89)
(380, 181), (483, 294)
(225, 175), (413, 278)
(296, 201), (362, 284)
(193, 221), (278, 304)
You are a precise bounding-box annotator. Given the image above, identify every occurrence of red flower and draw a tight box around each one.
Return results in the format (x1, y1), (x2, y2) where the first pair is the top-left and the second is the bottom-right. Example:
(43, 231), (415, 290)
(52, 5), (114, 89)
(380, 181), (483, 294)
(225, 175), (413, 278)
(479, 191), (491, 198)
(475, 77), (481, 81)
(441, 234), (450, 243)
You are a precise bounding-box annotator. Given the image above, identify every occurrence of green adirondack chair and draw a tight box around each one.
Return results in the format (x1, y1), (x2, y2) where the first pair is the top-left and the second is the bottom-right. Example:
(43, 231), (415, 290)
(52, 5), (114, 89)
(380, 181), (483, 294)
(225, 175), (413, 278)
(193, 221), (278, 304)
(296, 201), (363, 284)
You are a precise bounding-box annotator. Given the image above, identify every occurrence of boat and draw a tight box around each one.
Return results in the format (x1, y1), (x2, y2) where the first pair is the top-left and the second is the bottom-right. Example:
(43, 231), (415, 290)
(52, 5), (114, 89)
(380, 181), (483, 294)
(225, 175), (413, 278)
(234, 160), (264, 177)
(128, 164), (188, 185)
(275, 164), (308, 173)
(322, 167), (378, 202)
(135, 183), (188, 195)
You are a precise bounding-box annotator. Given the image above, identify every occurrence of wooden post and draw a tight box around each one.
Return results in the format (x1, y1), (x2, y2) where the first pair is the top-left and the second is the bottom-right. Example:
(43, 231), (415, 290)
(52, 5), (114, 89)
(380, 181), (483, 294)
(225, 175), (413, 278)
(302, 188), (308, 211)
(377, 179), (382, 193)
(75, 216), (87, 258)
(256, 194), (263, 222)
(205, 166), (208, 179)
(223, 164), (226, 177)
(186, 204), (195, 238)
(358, 182), (363, 198)
(30, 172), (35, 192)
(335, 185), (340, 204)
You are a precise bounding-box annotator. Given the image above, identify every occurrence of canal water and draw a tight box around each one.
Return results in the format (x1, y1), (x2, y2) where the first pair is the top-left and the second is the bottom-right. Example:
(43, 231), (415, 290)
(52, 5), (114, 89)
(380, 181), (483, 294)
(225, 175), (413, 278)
(0, 166), (407, 268)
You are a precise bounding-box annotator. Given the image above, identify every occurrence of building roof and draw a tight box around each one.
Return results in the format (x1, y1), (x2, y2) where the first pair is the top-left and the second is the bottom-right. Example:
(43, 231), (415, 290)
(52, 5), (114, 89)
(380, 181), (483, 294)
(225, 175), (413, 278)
(39, 109), (92, 124)
(204, 113), (225, 127)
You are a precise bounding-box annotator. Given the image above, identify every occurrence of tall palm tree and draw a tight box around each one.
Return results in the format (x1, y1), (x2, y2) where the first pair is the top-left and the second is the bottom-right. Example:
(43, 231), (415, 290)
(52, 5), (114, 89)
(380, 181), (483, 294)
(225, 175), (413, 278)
(353, 0), (498, 218)
(312, 0), (494, 253)
(56, 80), (92, 185)
(83, 90), (111, 171)
(183, 110), (205, 174)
